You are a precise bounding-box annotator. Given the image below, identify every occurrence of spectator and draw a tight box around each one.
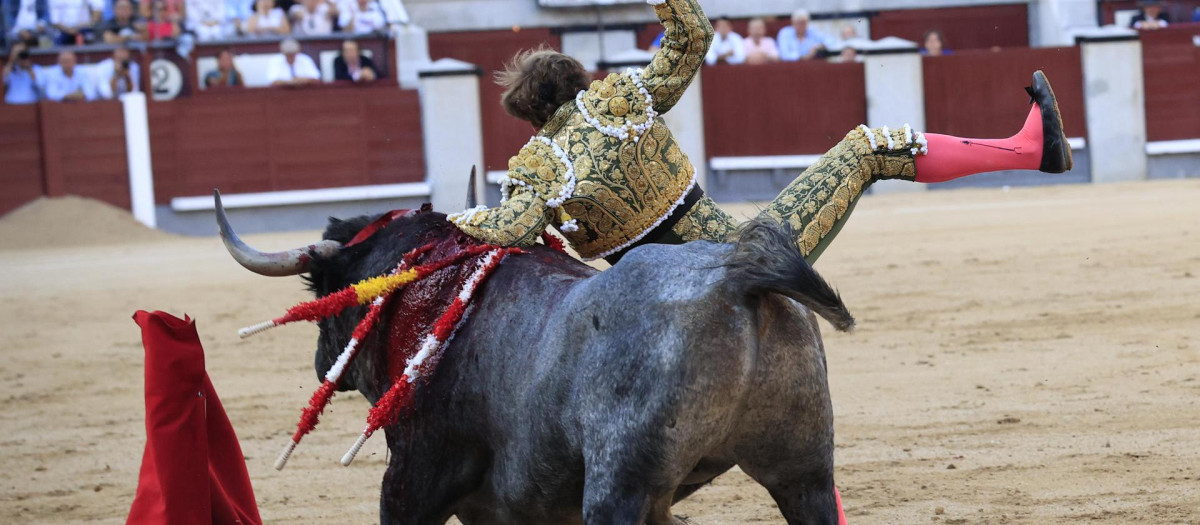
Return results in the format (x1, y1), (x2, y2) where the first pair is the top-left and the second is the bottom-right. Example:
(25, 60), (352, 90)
(742, 17), (779, 65)
(95, 44), (139, 98)
(48, 0), (98, 44)
(144, 0), (182, 40)
(777, 9), (827, 61)
(99, 0), (141, 43)
(1130, 0), (1170, 30)
(289, 0), (336, 36)
(833, 46), (860, 63)
(705, 16), (744, 65)
(187, 0), (232, 41)
(333, 38), (377, 82)
(244, 0), (288, 36)
(338, 0), (385, 35)
(920, 29), (951, 56)
(204, 48), (243, 87)
(647, 30), (664, 52)
(6, 0), (47, 47)
(265, 37), (318, 87)
(3, 42), (40, 104)
(40, 49), (96, 101)
(223, 0), (252, 34)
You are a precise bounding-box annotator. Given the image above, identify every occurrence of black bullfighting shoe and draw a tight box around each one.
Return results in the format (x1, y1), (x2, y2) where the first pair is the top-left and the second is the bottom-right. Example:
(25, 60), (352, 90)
(1026, 70), (1074, 174)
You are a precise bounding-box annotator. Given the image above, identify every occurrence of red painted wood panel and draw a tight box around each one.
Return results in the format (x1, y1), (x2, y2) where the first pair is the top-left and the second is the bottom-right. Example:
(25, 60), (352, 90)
(871, 4), (1030, 51)
(923, 47), (1086, 140)
(1141, 25), (1200, 142)
(429, 28), (561, 172)
(0, 105), (46, 215)
(148, 85), (425, 203)
(701, 61), (867, 157)
(38, 101), (130, 209)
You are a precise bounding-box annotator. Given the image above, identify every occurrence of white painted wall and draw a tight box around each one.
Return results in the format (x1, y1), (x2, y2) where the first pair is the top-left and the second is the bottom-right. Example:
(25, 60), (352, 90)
(1080, 38), (1148, 183)
(418, 59), (487, 214)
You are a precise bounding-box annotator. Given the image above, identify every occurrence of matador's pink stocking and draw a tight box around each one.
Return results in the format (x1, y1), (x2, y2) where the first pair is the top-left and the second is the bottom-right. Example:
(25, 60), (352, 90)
(914, 105), (1045, 183)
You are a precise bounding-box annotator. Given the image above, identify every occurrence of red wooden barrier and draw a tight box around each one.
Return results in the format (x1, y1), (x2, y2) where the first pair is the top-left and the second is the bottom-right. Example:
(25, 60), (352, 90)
(0, 105), (46, 215)
(923, 47), (1086, 140)
(1141, 25), (1200, 142)
(701, 61), (867, 157)
(148, 85), (425, 204)
(871, 4), (1030, 51)
(38, 101), (130, 209)
(429, 28), (561, 172)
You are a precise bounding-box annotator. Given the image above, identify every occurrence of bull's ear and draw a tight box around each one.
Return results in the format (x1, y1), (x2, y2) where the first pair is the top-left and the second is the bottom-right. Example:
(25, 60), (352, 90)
(421, 203), (433, 212)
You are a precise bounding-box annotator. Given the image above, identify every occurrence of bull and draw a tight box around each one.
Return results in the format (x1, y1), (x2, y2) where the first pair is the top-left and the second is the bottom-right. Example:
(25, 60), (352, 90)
(216, 187), (855, 525)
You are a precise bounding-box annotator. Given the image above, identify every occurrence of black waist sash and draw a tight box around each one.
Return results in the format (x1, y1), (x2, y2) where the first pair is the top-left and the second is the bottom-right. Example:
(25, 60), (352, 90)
(604, 184), (705, 265)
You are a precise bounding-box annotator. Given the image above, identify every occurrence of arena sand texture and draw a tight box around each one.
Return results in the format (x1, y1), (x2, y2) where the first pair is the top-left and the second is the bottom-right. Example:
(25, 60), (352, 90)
(1, 181), (1198, 524)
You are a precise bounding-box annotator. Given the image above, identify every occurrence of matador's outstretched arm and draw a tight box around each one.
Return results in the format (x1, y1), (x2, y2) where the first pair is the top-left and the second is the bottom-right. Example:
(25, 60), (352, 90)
(643, 0), (713, 115)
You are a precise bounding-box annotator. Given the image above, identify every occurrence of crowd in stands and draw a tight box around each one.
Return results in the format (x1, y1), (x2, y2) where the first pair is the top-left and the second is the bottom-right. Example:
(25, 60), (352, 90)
(1, 0), (403, 104)
(0, 0), (408, 48)
(664, 9), (953, 67)
(3, 34), (380, 103)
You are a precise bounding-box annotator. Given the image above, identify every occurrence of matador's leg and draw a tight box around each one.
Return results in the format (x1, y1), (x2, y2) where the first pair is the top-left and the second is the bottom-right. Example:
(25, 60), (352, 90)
(760, 70), (1072, 264)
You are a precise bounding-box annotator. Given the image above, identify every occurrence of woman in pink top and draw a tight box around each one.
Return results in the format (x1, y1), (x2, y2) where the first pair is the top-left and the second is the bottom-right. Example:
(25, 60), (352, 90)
(743, 18), (780, 64)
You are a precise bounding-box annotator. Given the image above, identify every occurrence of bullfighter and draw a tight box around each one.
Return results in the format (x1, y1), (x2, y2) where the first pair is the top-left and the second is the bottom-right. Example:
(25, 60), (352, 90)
(449, 0), (1072, 264)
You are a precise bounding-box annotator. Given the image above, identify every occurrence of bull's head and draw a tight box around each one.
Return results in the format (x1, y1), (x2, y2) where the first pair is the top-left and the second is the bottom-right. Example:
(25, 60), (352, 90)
(214, 189), (463, 399)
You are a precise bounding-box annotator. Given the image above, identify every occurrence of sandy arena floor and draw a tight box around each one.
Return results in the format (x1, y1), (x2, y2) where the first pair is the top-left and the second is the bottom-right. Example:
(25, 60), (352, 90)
(1, 181), (1198, 524)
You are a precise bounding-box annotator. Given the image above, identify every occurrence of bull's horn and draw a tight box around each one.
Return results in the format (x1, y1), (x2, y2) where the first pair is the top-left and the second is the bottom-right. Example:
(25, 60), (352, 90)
(213, 189), (342, 277)
(465, 165), (480, 209)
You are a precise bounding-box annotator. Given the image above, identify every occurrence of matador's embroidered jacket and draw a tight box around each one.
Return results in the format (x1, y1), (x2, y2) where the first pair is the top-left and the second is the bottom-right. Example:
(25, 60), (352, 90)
(450, 0), (713, 261)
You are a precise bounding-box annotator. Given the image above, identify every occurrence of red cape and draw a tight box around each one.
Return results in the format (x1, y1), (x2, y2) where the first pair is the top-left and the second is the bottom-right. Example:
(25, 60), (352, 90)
(127, 311), (261, 525)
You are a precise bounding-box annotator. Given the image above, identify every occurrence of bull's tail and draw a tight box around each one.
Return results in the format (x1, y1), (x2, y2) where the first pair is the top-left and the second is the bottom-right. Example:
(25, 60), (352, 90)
(723, 219), (855, 332)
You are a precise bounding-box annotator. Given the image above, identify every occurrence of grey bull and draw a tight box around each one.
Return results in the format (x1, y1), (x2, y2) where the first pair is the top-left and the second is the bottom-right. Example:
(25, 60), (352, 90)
(217, 194), (855, 525)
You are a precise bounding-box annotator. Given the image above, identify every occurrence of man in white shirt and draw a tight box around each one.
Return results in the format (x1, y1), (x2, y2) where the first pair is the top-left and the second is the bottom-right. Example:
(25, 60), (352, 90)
(338, 0), (385, 35)
(95, 45), (141, 99)
(187, 0), (232, 41)
(705, 16), (745, 66)
(41, 50), (97, 102)
(48, 0), (96, 44)
(265, 38), (320, 87)
(290, 0), (337, 36)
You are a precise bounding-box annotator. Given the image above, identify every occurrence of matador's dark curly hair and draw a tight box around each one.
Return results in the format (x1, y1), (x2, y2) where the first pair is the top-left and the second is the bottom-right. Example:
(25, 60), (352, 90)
(497, 47), (590, 129)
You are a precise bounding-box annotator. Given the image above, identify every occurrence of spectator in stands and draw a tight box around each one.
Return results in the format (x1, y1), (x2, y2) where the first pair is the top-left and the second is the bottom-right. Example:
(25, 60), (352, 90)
(224, 0), (252, 35)
(290, 0), (336, 36)
(99, 0), (141, 43)
(705, 16), (744, 65)
(49, 0), (98, 44)
(95, 44), (139, 98)
(333, 38), (377, 82)
(742, 17), (779, 65)
(777, 8), (827, 61)
(244, 0), (289, 36)
(187, 0), (232, 41)
(3, 42), (40, 104)
(144, 0), (181, 40)
(266, 37), (318, 87)
(41, 49), (96, 101)
(920, 29), (951, 56)
(1130, 0), (1170, 30)
(204, 48), (243, 87)
(6, 0), (48, 48)
(338, 0), (385, 35)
